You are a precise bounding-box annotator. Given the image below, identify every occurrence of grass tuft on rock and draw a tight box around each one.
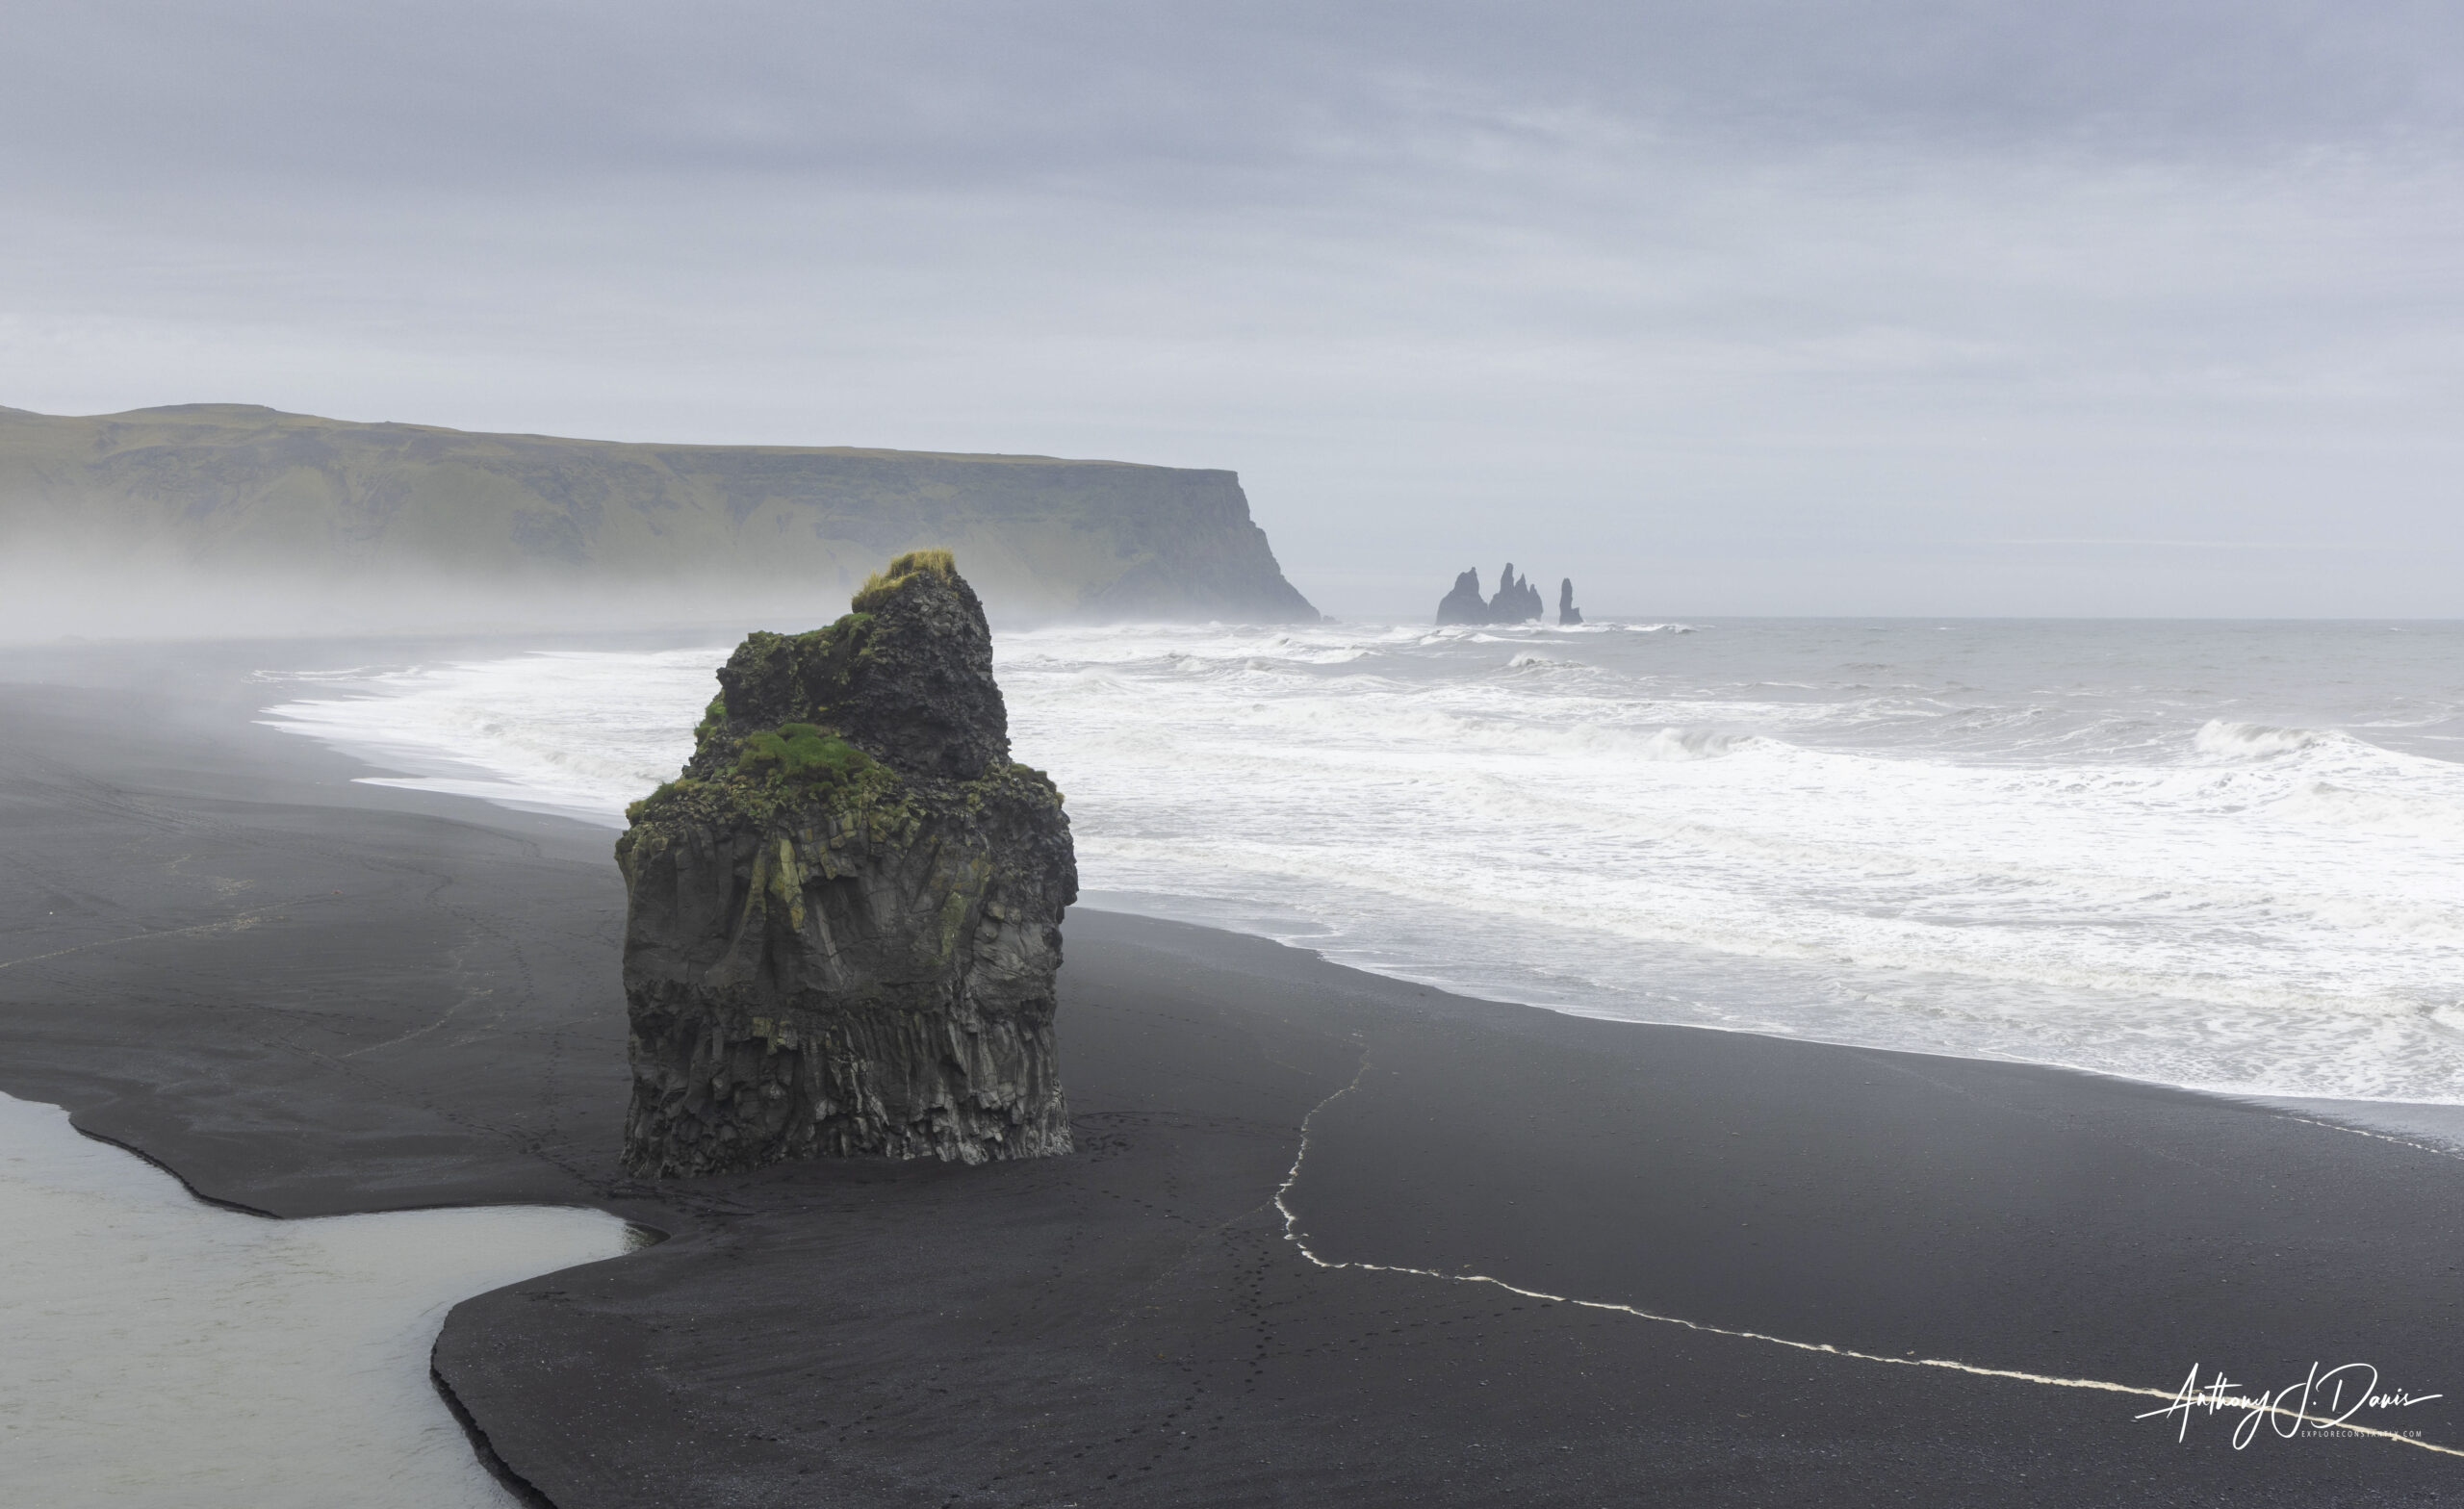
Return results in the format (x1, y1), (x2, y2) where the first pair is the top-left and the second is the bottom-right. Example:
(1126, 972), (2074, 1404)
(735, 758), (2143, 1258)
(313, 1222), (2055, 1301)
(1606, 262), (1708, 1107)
(851, 548), (957, 613)
(735, 724), (875, 785)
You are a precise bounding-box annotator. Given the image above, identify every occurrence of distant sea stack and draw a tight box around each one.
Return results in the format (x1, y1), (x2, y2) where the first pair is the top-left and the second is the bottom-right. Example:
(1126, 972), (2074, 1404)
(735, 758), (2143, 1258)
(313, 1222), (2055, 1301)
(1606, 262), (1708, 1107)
(1559, 578), (1582, 626)
(615, 550), (1076, 1176)
(1434, 563), (1547, 626)
(1435, 569), (1487, 625)
(0, 403), (1319, 624)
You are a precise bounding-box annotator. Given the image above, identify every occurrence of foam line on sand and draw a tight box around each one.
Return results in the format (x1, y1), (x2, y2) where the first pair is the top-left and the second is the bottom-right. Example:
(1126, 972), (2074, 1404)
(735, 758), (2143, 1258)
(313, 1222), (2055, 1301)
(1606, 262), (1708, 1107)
(1272, 1049), (2464, 1461)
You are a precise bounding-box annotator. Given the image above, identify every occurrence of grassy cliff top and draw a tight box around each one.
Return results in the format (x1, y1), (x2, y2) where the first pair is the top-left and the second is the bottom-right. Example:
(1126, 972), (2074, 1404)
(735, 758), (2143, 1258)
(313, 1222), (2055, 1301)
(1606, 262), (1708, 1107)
(24, 402), (1171, 470)
(0, 403), (1320, 626)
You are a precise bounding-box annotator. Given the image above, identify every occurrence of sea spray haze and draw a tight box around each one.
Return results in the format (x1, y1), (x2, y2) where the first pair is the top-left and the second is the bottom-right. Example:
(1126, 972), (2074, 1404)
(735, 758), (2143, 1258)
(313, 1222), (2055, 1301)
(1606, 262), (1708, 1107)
(0, 403), (1321, 640)
(615, 553), (1077, 1175)
(266, 618), (2464, 1104)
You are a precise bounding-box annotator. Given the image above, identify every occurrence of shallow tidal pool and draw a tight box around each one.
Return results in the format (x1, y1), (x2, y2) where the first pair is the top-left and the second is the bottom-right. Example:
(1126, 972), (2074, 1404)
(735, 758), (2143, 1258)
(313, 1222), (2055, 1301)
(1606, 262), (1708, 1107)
(0, 1092), (632, 1507)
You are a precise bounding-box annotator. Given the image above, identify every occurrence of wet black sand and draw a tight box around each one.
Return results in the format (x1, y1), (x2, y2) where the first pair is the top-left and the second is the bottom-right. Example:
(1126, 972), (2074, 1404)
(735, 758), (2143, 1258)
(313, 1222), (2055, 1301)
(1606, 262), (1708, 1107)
(2, 640), (2460, 1506)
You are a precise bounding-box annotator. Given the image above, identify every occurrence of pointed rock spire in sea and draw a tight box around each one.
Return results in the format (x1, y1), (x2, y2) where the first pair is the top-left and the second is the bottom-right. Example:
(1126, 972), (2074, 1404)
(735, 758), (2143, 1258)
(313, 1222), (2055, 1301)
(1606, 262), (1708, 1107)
(1435, 568), (1487, 625)
(1433, 562), (1574, 626)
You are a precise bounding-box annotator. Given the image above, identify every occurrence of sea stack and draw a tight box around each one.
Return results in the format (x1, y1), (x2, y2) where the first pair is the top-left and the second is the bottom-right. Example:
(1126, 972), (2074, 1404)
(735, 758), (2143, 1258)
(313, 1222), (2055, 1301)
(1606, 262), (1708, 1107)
(1559, 578), (1582, 626)
(1428, 562), (1537, 621)
(1492, 564), (1544, 623)
(1436, 563), (1547, 625)
(1436, 568), (1488, 625)
(614, 550), (1077, 1176)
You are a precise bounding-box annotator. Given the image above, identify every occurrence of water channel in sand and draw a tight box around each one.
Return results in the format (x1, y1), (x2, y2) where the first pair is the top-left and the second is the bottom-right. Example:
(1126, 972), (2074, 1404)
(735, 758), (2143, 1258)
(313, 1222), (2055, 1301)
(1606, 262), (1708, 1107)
(0, 1091), (634, 1508)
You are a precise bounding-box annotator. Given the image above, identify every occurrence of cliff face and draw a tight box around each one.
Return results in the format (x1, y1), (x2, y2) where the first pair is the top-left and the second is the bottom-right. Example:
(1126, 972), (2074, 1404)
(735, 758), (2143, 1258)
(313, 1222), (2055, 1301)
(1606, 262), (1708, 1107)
(0, 403), (1319, 624)
(615, 551), (1076, 1176)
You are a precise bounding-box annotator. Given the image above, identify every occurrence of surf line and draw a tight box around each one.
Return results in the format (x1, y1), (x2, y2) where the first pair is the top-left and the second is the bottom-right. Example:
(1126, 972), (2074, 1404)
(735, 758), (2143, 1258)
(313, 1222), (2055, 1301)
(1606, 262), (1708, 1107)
(2269, 1112), (2464, 1165)
(1270, 1053), (2464, 1461)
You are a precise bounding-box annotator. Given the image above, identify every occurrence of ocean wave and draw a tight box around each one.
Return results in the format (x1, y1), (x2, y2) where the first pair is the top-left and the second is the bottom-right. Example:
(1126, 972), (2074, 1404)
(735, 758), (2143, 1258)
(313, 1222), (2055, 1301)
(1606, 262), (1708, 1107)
(1639, 727), (1750, 761)
(2194, 718), (2329, 759)
(248, 664), (408, 683)
(257, 620), (2464, 1105)
(1504, 651), (1586, 672)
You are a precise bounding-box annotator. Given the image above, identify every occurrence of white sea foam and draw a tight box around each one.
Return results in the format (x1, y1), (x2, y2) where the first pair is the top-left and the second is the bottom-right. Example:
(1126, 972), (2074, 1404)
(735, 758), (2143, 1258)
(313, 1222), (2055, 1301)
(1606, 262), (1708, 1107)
(2194, 718), (2331, 759)
(258, 619), (2464, 1104)
(263, 649), (732, 827)
(0, 1092), (630, 1508)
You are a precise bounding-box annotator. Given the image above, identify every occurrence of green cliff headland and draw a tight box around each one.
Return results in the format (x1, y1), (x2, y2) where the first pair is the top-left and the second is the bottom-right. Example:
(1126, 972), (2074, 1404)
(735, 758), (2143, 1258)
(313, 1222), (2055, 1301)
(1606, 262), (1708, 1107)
(0, 403), (1319, 630)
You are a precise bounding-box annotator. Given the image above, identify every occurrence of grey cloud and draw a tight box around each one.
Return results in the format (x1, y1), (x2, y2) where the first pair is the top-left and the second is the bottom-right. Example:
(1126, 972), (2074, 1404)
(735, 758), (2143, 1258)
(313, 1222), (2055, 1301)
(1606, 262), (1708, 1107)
(11, 2), (2459, 192)
(3, 3), (2460, 616)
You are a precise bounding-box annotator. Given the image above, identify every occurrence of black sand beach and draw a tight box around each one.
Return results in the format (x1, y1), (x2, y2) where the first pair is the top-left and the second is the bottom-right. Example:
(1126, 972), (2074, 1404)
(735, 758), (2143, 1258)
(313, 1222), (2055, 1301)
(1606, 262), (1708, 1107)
(3, 640), (2460, 1506)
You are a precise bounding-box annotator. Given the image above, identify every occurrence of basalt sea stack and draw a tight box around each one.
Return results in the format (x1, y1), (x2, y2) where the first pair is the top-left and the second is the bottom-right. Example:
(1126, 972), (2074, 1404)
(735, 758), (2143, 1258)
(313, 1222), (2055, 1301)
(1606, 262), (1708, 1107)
(615, 550), (1076, 1176)
(1435, 563), (1547, 626)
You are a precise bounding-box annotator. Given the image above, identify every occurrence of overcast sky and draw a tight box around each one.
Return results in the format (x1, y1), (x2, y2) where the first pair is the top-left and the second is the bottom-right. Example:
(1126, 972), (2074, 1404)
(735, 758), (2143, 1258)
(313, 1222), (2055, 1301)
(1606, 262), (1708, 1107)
(5, 2), (2459, 616)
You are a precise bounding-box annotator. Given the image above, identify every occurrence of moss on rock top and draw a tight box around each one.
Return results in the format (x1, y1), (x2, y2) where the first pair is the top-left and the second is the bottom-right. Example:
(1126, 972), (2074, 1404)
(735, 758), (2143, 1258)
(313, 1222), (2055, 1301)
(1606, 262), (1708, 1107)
(620, 547), (1052, 852)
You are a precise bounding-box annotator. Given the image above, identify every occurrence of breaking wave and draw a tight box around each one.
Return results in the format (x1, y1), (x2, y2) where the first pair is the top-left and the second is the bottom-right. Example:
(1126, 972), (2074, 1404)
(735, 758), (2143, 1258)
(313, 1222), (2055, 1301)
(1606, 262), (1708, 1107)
(2194, 718), (2331, 759)
(259, 617), (2464, 1105)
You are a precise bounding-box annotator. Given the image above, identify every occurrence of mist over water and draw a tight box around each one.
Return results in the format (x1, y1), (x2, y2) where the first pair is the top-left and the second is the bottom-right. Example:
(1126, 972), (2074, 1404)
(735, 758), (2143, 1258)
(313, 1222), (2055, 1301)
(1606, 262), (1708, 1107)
(262, 620), (2464, 1104)
(0, 554), (963, 645)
